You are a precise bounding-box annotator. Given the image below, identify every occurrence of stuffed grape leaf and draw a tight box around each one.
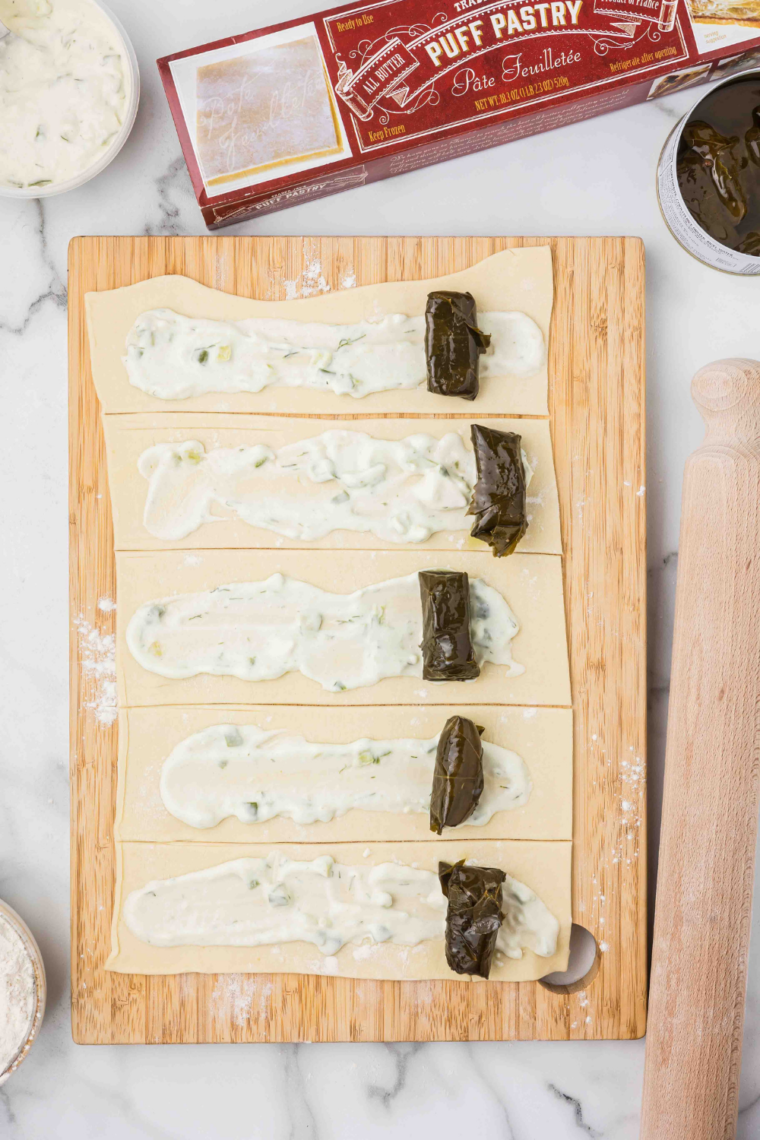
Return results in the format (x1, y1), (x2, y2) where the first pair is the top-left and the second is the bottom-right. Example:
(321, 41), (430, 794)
(430, 715), (485, 834)
(439, 860), (506, 978)
(418, 570), (480, 682)
(425, 291), (490, 401)
(468, 424), (528, 557)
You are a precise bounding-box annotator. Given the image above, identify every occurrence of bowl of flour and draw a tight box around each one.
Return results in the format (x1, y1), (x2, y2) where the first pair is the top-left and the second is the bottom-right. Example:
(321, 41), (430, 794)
(0, 902), (45, 1084)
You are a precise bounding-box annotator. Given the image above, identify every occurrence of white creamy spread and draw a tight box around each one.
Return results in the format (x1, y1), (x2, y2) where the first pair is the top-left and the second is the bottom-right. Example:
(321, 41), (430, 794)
(159, 723), (532, 829)
(139, 432), (475, 544)
(0, 915), (35, 1073)
(123, 309), (546, 401)
(123, 853), (559, 961)
(0, 0), (129, 189)
(126, 571), (523, 692)
(138, 431), (531, 544)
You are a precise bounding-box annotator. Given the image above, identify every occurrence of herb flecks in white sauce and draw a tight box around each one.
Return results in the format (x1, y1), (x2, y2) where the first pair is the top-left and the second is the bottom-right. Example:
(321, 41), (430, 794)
(123, 853), (559, 962)
(124, 308), (546, 401)
(138, 431), (527, 544)
(139, 432), (533, 544)
(0, 0), (129, 189)
(126, 571), (522, 692)
(159, 723), (532, 829)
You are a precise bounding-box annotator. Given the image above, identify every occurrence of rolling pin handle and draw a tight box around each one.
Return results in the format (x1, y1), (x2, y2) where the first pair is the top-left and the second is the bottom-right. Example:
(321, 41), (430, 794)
(690, 357), (760, 442)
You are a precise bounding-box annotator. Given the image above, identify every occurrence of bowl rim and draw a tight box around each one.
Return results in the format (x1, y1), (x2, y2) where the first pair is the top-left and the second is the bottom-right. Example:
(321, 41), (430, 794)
(0, 0), (141, 199)
(655, 65), (760, 275)
(0, 900), (47, 1085)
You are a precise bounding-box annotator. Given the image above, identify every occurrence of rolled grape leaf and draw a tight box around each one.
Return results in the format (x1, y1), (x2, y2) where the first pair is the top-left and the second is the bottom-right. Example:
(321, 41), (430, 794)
(737, 231), (760, 256)
(746, 107), (760, 166)
(677, 151), (740, 245)
(430, 716), (485, 834)
(681, 121), (747, 222)
(419, 570), (480, 682)
(468, 424), (528, 557)
(425, 291), (491, 401)
(439, 860), (506, 978)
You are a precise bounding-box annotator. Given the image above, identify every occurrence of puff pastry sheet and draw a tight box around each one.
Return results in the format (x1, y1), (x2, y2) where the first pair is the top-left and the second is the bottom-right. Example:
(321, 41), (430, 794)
(116, 703), (573, 844)
(107, 839), (572, 980)
(86, 247), (553, 416)
(103, 414), (562, 554)
(116, 548), (571, 708)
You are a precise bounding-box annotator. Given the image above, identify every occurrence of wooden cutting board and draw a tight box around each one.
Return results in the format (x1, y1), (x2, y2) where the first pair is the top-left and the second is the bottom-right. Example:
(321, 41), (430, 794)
(69, 235), (646, 1043)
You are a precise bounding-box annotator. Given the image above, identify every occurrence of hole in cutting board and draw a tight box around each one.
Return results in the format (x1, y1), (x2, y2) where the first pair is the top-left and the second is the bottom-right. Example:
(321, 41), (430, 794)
(538, 924), (601, 994)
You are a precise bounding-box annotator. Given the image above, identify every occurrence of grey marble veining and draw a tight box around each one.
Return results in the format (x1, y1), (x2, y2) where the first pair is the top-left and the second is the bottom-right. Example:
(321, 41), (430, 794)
(1, 1), (759, 1135)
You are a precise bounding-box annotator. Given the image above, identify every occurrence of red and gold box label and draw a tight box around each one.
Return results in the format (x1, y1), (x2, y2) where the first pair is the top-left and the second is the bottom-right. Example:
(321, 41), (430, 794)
(322, 0), (687, 152)
(157, 0), (760, 227)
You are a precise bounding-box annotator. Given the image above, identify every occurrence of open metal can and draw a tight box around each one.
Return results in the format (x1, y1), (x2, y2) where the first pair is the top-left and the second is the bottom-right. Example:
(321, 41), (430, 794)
(657, 69), (760, 276)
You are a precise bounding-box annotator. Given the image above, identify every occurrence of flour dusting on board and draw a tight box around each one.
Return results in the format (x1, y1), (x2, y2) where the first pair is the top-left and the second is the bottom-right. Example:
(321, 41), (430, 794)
(616, 748), (645, 865)
(74, 615), (117, 727)
(283, 256), (331, 300)
(211, 975), (271, 1026)
(279, 242), (356, 298)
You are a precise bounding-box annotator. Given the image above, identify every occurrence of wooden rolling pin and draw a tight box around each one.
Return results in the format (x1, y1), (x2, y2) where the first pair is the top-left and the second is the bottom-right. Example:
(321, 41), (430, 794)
(641, 359), (760, 1139)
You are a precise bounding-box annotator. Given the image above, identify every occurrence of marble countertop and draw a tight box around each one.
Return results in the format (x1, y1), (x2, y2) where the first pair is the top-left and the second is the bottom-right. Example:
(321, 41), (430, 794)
(1, 0), (759, 1135)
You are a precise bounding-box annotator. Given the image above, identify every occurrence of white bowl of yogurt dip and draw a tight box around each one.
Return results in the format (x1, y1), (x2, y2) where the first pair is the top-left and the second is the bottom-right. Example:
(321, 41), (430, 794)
(0, 0), (139, 197)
